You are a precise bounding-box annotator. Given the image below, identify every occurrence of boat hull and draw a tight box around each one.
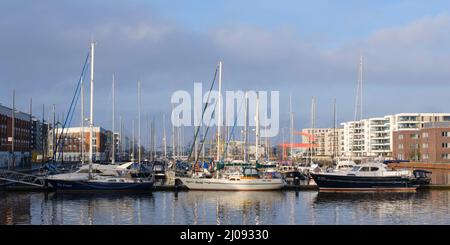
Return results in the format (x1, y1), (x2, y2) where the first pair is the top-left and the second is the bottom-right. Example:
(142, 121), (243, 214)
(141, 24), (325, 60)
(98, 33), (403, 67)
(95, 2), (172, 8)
(179, 177), (285, 191)
(47, 179), (153, 191)
(310, 173), (417, 192)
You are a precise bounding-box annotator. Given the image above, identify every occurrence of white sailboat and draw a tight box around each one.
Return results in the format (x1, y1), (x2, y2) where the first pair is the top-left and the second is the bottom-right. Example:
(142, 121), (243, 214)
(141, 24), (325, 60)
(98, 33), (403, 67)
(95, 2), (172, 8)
(179, 62), (284, 191)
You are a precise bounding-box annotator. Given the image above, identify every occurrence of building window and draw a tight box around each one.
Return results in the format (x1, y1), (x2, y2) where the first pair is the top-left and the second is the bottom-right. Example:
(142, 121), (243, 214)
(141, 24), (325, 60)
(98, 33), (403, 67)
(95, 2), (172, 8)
(398, 135), (404, 140)
(411, 134), (419, 139)
(397, 154), (404, 160)
(443, 154), (450, 160)
(422, 143), (428, 148)
(442, 132), (450, 137)
(422, 132), (429, 138)
(443, 143), (450, 148)
(411, 144), (419, 149)
(423, 154), (429, 160)
(398, 144), (404, 149)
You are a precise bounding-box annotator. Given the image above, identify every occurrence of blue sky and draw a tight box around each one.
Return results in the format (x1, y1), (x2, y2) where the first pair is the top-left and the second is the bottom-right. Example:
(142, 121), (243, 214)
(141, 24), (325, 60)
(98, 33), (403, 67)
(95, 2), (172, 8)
(150, 0), (450, 46)
(1, 0), (450, 142)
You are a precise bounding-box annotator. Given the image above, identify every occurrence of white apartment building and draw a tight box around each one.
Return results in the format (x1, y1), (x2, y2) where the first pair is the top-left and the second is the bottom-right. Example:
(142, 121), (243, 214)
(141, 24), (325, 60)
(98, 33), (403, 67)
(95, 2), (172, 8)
(302, 128), (343, 157)
(341, 113), (450, 158)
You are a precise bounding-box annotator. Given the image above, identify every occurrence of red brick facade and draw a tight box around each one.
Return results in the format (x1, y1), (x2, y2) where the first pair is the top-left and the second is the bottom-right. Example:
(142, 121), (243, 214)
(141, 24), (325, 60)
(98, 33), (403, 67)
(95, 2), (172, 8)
(393, 127), (450, 163)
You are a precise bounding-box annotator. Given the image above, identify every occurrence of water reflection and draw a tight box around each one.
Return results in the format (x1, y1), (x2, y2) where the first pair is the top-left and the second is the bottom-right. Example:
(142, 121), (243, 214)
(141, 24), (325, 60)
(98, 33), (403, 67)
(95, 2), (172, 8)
(430, 170), (450, 185)
(181, 191), (284, 225)
(1, 190), (450, 225)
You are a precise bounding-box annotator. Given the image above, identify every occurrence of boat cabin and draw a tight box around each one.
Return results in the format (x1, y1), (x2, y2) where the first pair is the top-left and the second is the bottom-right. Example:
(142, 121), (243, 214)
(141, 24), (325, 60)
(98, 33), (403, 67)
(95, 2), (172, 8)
(346, 162), (412, 177)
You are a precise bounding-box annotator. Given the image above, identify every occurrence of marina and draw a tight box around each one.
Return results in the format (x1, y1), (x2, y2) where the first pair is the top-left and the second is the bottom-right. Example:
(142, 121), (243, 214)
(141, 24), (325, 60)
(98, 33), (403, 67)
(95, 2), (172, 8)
(4, 2), (450, 238)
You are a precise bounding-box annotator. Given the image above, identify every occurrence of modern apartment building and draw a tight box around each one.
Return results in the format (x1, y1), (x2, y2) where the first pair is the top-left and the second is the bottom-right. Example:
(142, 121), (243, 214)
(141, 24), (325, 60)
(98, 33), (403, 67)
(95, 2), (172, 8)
(341, 113), (450, 159)
(301, 128), (343, 157)
(393, 122), (450, 163)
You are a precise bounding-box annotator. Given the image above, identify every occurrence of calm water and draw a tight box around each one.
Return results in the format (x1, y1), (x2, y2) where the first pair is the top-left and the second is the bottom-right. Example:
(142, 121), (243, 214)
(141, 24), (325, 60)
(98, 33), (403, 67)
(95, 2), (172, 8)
(1, 190), (450, 225)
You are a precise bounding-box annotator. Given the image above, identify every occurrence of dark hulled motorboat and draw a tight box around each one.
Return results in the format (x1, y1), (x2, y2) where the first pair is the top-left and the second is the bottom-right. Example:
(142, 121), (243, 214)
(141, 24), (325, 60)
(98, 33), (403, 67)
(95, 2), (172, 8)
(310, 162), (418, 192)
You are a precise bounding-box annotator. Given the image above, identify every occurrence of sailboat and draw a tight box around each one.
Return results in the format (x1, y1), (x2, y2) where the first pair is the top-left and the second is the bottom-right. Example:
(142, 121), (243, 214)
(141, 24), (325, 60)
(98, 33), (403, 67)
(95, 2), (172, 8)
(179, 62), (285, 191)
(47, 42), (153, 191)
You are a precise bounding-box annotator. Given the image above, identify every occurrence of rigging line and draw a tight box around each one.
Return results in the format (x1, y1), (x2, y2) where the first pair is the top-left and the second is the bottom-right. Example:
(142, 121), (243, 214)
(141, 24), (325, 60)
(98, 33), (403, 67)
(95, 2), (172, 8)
(221, 97), (245, 161)
(53, 52), (90, 161)
(57, 67), (88, 160)
(195, 109), (216, 163)
(187, 65), (219, 162)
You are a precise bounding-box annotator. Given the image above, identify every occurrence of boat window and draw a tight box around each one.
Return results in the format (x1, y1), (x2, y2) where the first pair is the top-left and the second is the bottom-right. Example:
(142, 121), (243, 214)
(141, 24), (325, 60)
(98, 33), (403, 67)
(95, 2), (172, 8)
(244, 168), (258, 176)
(370, 167), (379, 171)
(360, 167), (370, 172)
(351, 166), (360, 171)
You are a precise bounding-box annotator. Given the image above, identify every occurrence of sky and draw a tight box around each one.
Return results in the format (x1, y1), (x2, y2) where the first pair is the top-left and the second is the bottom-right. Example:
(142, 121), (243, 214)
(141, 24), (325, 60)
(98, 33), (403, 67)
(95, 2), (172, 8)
(1, 0), (450, 143)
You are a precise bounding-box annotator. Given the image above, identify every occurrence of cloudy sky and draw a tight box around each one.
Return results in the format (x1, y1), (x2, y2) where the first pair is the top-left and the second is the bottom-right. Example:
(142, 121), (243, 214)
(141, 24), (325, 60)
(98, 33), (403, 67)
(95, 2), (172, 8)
(1, 0), (450, 142)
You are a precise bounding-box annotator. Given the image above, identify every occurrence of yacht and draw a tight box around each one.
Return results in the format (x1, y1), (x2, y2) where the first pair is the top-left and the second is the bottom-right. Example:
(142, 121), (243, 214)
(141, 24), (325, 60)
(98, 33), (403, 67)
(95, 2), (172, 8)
(178, 166), (285, 191)
(310, 162), (418, 192)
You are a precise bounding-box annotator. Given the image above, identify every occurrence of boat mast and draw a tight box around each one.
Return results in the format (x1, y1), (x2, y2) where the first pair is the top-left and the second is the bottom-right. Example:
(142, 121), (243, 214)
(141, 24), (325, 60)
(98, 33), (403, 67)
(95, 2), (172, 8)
(163, 114), (167, 158)
(351, 54), (363, 161)
(217, 61), (222, 162)
(132, 119), (135, 161)
(202, 121), (205, 159)
(310, 97), (316, 164)
(52, 104), (55, 163)
(332, 98), (336, 163)
(289, 94), (294, 160)
(11, 89), (15, 169)
(265, 112), (269, 161)
(359, 54), (363, 121)
(42, 104), (45, 163)
(138, 80), (141, 164)
(171, 103), (175, 158)
(255, 93), (260, 162)
(80, 72), (84, 164)
(89, 41), (95, 179)
(243, 91), (248, 163)
(153, 118), (156, 159)
(119, 115), (123, 161)
(194, 124), (198, 162)
(112, 74), (115, 164)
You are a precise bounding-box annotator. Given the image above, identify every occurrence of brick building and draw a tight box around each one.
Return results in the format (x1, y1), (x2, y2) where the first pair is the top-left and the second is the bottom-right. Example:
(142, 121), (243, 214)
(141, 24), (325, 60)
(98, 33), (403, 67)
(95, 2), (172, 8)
(49, 126), (111, 162)
(0, 104), (32, 168)
(393, 122), (450, 163)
